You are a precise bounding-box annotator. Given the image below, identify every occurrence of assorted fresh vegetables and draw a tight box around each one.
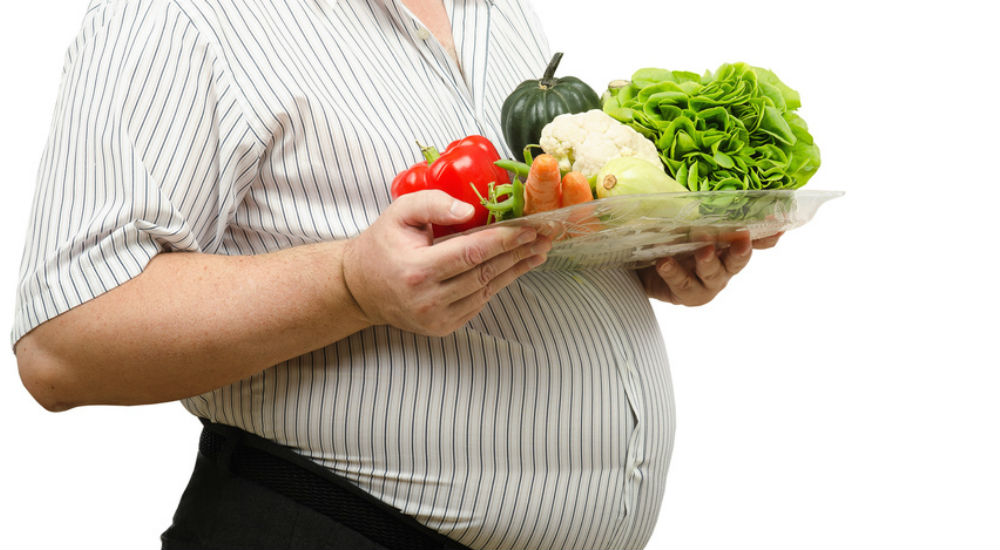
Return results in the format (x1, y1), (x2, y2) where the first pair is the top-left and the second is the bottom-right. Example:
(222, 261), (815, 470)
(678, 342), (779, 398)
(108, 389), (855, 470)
(391, 54), (820, 234)
(539, 109), (664, 190)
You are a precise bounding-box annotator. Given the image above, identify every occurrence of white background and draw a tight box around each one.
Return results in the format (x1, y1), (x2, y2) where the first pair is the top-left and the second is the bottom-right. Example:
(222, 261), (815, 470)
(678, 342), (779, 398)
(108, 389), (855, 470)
(1, 0), (998, 548)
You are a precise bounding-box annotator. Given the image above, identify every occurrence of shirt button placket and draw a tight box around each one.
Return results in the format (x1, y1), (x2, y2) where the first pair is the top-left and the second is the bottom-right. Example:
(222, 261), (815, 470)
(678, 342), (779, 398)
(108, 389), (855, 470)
(572, 273), (646, 522)
(404, 18), (482, 135)
(620, 354), (646, 521)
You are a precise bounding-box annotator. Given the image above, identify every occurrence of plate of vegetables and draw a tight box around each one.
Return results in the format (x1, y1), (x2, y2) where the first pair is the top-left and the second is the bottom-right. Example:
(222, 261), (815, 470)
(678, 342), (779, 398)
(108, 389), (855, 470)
(459, 185), (843, 271)
(391, 53), (842, 270)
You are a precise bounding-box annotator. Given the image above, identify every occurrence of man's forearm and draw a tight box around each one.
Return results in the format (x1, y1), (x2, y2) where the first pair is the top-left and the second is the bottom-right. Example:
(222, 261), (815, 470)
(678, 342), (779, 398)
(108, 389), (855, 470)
(15, 240), (372, 411)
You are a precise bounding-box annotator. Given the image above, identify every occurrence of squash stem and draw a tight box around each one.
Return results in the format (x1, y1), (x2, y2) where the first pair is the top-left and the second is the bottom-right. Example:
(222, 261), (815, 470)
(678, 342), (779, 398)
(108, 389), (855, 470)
(540, 52), (563, 88)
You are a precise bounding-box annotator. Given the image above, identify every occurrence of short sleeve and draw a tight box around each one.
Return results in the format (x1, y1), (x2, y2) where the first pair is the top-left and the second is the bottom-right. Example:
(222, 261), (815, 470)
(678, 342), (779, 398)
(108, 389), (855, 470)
(10, 0), (264, 349)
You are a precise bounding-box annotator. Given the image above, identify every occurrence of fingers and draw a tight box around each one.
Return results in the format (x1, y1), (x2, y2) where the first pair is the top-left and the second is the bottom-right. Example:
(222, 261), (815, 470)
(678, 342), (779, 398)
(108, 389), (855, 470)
(692, 227), (783, 251)
(638, 264), (678, 304)
(442, 237), (551, 299)
(720, 232), (752, 276)
(428, 225), (540, 281)
(354, 190), (552, 337)
(446, 253), (547, 320)
(393, 190), (475, 229)
(752, 231), (783, 250)
(654, 237), (751, 306)
(692, 245), (730, 293)
(655, 256), (706, 305)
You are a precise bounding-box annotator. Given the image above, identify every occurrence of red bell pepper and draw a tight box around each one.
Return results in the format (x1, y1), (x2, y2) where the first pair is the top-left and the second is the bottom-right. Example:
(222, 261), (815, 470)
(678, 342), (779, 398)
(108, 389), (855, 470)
(390, 135), (510, 237)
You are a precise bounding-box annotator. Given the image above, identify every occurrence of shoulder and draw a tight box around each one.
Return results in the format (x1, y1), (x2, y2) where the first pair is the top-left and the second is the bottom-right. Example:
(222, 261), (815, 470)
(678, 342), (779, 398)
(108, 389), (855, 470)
(68, 0), (249, 73)
(79, 0), (230, 46)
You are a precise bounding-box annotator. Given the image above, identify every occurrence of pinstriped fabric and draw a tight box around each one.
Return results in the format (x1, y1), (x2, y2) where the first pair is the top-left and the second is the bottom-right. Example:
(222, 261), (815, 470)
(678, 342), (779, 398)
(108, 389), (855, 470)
(11, 0), (263, 348)
(11, 1), (676, 548)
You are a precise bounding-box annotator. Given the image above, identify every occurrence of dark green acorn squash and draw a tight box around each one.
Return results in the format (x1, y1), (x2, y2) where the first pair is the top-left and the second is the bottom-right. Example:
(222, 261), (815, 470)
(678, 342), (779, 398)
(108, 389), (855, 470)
(500, 52), (601, 161)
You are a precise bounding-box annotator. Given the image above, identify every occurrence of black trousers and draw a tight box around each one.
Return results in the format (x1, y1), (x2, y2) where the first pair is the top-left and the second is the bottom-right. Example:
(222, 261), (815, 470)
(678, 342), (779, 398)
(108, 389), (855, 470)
(161, 420), (470, 550)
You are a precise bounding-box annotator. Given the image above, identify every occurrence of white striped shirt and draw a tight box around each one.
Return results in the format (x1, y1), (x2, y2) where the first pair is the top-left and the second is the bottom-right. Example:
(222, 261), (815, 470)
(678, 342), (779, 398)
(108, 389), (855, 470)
(11, 1), (676, 548)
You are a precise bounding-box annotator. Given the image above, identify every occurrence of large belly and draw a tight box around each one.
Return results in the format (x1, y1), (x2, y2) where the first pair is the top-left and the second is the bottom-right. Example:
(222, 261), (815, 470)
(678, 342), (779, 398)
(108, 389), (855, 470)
(186, 269), (676, 550)
(314, 270), (675, 549)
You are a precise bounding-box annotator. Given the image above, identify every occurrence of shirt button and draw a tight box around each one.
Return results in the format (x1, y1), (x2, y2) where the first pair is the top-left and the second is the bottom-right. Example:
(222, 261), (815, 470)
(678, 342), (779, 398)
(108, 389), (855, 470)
(417, 28), (431, 40)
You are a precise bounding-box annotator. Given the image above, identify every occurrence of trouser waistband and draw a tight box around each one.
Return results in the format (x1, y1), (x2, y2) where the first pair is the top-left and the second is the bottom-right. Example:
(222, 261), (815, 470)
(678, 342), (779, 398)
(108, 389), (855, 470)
(197, 419), (470, 550)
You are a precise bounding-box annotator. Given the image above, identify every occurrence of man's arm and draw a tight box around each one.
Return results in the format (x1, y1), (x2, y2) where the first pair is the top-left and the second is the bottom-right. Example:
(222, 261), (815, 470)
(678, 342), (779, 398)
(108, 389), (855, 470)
(14, 191), (549, 412)
(15, 239), (368, 412)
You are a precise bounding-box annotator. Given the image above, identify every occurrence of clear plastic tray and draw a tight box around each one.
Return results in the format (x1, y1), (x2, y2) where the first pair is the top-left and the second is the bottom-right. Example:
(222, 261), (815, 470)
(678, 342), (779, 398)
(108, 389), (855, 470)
(446, 189), (844, 271)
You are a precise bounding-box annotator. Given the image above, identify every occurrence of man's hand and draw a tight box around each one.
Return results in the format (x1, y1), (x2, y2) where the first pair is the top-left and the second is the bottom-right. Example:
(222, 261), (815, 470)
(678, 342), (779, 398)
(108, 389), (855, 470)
(343, 190), (552, 337)
(639, 231), (782, 306)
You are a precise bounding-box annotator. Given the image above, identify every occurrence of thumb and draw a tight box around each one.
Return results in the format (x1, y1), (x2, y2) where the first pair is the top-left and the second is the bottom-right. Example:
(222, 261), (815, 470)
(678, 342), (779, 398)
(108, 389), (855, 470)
(394, 189), (476, 228)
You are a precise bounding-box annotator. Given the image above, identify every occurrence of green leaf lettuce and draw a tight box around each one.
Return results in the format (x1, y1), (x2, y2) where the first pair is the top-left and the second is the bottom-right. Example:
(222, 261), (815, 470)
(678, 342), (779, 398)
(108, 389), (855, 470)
(603, 62), (821, 195)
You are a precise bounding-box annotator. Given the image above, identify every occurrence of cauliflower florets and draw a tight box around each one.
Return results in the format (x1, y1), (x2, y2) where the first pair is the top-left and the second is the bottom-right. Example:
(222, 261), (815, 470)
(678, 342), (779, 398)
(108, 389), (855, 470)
(539, 109), (663, 181)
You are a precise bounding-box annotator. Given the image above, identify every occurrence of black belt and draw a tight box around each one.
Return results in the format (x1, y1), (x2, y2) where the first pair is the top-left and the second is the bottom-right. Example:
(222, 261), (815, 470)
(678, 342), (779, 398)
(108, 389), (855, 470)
(198, 420), (469, 550)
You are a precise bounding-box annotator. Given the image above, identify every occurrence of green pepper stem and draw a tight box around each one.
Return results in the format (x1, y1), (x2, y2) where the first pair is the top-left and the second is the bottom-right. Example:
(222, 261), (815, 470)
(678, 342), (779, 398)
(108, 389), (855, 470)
(415, 141), (440, 164)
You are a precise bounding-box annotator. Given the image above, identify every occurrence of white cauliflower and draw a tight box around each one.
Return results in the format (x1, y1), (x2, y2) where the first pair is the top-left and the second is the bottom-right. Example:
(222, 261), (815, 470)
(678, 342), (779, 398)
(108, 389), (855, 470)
(539, 109), (663, 182)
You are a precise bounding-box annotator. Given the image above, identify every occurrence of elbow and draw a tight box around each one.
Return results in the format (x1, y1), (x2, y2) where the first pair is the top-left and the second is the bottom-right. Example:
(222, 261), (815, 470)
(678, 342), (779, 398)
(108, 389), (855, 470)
(15, 334), (79, 412)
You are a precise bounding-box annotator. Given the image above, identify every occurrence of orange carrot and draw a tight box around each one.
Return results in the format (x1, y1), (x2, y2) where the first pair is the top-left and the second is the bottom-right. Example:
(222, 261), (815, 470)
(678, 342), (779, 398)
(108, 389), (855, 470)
(523, 154), (562, 215)
(559, 171), (593, 208)
(560, 171), (601, 239)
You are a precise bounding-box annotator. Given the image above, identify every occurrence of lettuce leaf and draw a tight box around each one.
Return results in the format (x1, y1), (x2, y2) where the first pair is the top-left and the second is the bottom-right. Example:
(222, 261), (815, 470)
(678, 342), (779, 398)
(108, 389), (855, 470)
(603, 62), (821, 204)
